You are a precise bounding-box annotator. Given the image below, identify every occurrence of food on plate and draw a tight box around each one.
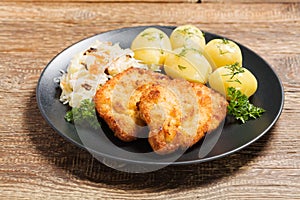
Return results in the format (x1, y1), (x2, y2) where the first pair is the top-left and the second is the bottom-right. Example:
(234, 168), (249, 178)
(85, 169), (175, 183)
(204, 38), (242, 70)
(131, 26), (213, 84)
(131, 28), (172, 65)
(59, 25), (265, 154)
(94, 67), (170, 142)
(208, 63), (258, 98)
(139, 79), (203, 154)
(139, 80), (227, 154)
(64, 99), (100, 129)
(208, 62), (264, 123)
(94, 67), (228, 154)
(59, 41), (146, 108)
(191, 82), (228, 132)
(227, 87), (265, 123)
(138, 83), (183, 153)
(164, 47), (212, 84)
(170, 24), (206, 50)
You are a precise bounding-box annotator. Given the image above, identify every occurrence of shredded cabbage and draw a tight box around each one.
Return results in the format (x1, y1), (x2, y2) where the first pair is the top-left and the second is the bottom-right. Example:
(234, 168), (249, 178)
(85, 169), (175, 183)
(59, 41), (147, 108)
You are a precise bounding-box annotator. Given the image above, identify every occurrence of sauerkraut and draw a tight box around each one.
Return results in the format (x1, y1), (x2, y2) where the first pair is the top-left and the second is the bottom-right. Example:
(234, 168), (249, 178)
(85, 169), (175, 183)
(59, 41), (147, 108)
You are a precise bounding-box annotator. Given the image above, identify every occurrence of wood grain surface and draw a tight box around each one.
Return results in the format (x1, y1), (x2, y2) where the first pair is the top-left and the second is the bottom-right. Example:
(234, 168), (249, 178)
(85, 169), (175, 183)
(3, 0), (299, 2)
(202, 0), (299, 3)
(0, 1), (300, 199)
(1, 0), (198, 2)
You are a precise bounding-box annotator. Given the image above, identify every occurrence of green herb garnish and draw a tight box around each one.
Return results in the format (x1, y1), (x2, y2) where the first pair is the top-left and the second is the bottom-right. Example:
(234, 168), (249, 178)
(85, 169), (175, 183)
(217, 44), (228, 55)
(178, 28), (193, 35)
(65, 99), (100, 129)
(159, 33), (164, 40)
(141, 32), (156, 41)
(141, 32), (164, 41)
(159, 48), (164, 55)
(177, 48), (201, 57)
(177, 27), (203, 39)
(178, 48), (188, 57)
(217, 39), (230, 55)
(223, 62), (244, 84)
(227, 87), (265, 123)
(178, 65), (187, 71)
(222, 38), (230, 44)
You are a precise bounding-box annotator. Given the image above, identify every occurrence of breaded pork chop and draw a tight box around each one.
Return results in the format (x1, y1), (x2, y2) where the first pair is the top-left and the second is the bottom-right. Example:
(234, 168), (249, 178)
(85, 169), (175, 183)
(138, 83), (182, 154)
(94, 67), (170, 141)
(190, 83), (228, 146)
(139, 79), (201, 154)
(138, 80), (227, 154)
(95, 67), (228, 154)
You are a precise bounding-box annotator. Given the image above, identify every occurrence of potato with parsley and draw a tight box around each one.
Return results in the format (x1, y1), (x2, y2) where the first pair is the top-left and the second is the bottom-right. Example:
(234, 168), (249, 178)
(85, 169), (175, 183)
(170, 25), (206, 51)
(204, 38), (243, 70)
(131, 28), (172, 65)
(164, 47), (212, 84)
(208, 63), (258, 98)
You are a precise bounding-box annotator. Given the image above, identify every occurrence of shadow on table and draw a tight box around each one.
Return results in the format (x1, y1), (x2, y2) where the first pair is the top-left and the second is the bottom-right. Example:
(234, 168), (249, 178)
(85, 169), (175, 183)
(26, 91), (273, 191)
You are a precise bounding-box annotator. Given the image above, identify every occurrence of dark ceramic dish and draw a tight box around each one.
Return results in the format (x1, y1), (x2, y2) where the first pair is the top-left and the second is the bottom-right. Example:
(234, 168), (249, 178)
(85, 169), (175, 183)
(36, 26), (284, 165)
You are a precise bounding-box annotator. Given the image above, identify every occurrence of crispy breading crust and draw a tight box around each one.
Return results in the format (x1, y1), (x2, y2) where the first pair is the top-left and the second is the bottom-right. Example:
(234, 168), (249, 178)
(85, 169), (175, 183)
(94, 67), (169, 141)
(138, 83), (182, 154)
(94, 67), (228, 154)
(189, 83), (228, 147)
(139, 80), (227, 154)
(208, 86), (228, 132)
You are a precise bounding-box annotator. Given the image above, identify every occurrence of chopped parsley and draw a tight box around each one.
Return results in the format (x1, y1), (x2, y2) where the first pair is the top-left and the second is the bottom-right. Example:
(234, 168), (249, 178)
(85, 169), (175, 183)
(178, 48), (188, 57)
(178, 28), (196, 37)
(177, 27), (204, 40)
(223, 62), (244, 84)
(227, 87), (265, 123)
(177, 48), (202, 57)
(141, 32), (164, 41)
(222, 38), (230, 44)
(159, 33), (164, 40)
(217, 38), (231, 55)
(65, 99), (100, 129)
(217, 44), (228, 55)
(178, 65), (187, 71)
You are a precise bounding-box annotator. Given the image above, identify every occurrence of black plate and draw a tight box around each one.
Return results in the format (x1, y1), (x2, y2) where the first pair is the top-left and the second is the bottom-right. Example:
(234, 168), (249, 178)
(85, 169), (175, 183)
(36, 26), (284, 167)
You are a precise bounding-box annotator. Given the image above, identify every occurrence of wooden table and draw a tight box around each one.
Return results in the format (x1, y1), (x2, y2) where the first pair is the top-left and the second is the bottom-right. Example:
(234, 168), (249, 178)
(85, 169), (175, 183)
(1, 0), (299, 199)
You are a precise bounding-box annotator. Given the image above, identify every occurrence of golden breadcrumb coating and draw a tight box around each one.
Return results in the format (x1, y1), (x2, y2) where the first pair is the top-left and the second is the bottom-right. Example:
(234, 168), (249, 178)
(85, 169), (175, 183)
(94, 67), (228, 154)
(94, 67), (169, 141)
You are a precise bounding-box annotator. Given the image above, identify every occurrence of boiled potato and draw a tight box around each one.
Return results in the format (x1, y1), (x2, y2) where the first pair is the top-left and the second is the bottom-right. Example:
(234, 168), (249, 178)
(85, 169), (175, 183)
(204, 39), (242, 70)
(131, 28), (172, 65)
(170, 25), (206, 50)
(133, 49), (166, 66)
(164, 47), (212, 83)
(208, 66), (257, 98)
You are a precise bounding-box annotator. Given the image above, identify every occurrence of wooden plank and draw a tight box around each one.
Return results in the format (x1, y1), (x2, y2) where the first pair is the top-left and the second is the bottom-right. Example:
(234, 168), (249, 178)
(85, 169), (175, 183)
(0, 2), (299, 57)
(1, 0), (198, 2)
(0, 2), (299, 200)
(202, 0), (299, 3)
(2, 0), (297, 3)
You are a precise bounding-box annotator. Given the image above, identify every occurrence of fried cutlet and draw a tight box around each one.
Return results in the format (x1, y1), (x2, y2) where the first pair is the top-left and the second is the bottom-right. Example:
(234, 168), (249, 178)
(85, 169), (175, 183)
(138, 79), (201, 154)
(95, 67), (228, 154)
(94, 67), (170, 141)
(138, 80), (227, 154)
(190, 82), (228, 145)
(138, 83), (182, 154)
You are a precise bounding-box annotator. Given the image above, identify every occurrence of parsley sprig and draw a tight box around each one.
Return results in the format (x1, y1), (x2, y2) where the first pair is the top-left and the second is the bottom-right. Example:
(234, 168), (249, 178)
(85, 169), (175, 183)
(227, 87), (265, 123)
(65, 99), (100, 129)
